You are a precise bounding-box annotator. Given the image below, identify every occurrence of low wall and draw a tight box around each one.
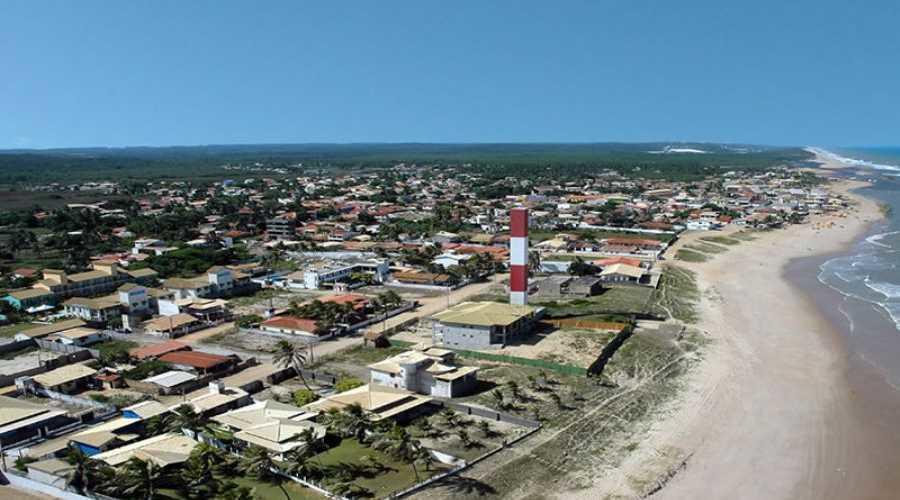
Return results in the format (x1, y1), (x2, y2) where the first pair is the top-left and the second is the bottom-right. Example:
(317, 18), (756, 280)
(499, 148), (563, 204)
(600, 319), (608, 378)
(430, 400), (541, 429)
(0, 338), (36, 355)
(0, 349), (93, 388)
(2, 469), (93, 500)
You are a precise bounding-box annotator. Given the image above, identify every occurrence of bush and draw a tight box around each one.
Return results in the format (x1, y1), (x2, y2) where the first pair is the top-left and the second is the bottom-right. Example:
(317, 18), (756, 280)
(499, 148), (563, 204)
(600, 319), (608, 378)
(293, 389), (320, 406)
(236, 314), (262, 328)
(97, 339), (139, 365)
(124, 360), (170, 380)
(333, 377), (364, 393)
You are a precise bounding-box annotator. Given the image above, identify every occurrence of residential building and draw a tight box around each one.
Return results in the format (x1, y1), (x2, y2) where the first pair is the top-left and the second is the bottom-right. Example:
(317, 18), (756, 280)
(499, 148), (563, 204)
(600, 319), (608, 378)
(2, 289), (57, 313)
(30, 261), (159, 300)
(0, 395), (71, 447)
(29, 363), (98, 394)
(157, 350), (236, 375)
(368, 346), (479, 398)
(299, 259), (389, 289)
(129, 340), (191, 361)
(303, 384), (432, 423)
(533, 275), (603, 299)
(432, 301), (543, 350)
(259, 316), (323, 338)
(211, 400), (326, 460)
(142, 313), (203, 337)
(142, 370), (199, 394)
(163, 266), (258, 300)
(14, 318), (88, 341)
(183, 382), (251, 417)
(266, 217), (296, 240)
(91, 433), (198, 468)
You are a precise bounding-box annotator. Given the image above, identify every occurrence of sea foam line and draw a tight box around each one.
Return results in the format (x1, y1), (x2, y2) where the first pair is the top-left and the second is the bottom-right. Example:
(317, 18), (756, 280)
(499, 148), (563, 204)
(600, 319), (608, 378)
(808, 147), (900, 172)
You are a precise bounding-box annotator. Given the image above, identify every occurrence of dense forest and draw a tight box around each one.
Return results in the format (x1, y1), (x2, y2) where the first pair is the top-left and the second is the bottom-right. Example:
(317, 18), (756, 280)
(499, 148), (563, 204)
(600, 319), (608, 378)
(0, 143), (815, 185)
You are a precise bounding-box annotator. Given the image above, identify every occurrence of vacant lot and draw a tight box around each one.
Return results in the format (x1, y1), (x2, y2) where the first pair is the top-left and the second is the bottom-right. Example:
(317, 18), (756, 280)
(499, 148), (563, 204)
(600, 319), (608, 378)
(535, 285), (660, 318)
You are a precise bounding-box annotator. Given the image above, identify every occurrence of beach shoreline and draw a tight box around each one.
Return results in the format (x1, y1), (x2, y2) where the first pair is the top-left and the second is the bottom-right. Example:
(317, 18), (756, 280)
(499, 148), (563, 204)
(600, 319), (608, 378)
(599, 154), (900, 500)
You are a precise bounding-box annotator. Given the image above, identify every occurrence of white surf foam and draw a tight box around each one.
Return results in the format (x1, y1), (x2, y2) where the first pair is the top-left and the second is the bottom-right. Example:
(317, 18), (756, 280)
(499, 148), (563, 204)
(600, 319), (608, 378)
(879, 302), (900, 331)
(808, 147), (900, 172)
(864, 279), (900, 299)
(866, 231), (900, 248)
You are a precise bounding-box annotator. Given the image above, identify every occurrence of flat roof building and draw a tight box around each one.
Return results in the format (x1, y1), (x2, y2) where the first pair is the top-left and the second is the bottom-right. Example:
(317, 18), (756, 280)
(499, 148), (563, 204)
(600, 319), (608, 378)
(432, 301), (543, 350)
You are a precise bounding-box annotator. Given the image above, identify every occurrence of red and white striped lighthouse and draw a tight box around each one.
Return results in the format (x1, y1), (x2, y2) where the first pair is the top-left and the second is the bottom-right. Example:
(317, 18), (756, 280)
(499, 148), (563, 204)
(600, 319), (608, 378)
(509, 207), (529, 305)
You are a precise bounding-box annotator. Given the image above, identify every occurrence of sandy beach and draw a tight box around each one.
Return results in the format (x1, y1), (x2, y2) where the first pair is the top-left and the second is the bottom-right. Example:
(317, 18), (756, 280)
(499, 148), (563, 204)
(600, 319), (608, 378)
(606, 162), (900, 499)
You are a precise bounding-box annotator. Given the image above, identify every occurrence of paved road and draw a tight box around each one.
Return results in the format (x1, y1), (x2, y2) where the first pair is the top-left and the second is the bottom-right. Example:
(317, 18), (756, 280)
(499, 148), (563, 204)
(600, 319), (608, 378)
(364, 273), (507, 336)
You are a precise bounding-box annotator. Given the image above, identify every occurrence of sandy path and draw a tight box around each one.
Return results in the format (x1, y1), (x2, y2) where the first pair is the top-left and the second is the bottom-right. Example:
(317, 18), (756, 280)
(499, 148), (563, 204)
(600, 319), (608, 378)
(608, 177), (887, 500)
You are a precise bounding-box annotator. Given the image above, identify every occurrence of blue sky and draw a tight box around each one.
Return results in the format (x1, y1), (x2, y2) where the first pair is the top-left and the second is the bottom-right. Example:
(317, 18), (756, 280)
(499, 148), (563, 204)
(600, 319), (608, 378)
(2, 1), (899, 149)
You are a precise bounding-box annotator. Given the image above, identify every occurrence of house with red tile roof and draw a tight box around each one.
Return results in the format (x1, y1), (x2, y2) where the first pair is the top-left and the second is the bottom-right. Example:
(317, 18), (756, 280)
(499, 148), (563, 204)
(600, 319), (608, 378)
(129, 340), (191, 361)
(158, 350), (236, 374)
(259, 316), (324, 338)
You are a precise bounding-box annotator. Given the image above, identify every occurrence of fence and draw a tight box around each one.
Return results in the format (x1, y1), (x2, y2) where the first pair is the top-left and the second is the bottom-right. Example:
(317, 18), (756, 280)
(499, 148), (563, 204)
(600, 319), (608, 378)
(38, 388), (117, 418)
(429, 400), (542, 429)
(388, 409), (543, 499)
(0, 338), (36, 355)
(267, 366), (339, 386)
(446, 348), (586, 377)
(35, 339), (100, 358)
(347, 302), (417, 332)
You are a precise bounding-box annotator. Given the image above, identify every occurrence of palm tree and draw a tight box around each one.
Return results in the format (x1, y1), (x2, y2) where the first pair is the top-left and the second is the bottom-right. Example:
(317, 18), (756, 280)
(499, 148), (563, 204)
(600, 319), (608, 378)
(490, 389), (507, 410)
(180, 443), (226, 498)
(214, 481), (255, 500)
(373, 426), (424, 481)
(322, 404), (370, 441)
(507, 380), (523, 402)
(241, 445), (276, 481)
(168, 404), (209, 434)
(456, 428), (472, 448)
(273, 339), (312, 390)
(119, 457), (164, 500)
(284, 447), (321, 480)
(477, 420), (496, 438)
(65, 448), (102, 495)
(439, 408), (459, 426)
(549, 392), (565, 409)
(416, 446), (435, 473)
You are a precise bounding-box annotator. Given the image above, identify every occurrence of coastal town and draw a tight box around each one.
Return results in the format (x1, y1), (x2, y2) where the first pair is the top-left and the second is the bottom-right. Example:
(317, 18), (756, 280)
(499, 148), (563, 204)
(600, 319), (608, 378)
(0, 152), (860, 500)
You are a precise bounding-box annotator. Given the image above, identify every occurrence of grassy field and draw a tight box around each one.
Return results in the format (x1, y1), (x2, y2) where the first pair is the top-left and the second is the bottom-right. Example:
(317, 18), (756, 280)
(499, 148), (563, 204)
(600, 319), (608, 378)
(228, 288), (293, 307)
(684, 242), (727, 254)
(0, 322), (35, 338)
(536, 285), (660, 318)
(307, 344), (409, 370)
(674, 248), (709, 262)
(312, 438), (435, 498)
(699, 235), (741, 246)
(231, 477), (326, 500)
(0, 190), (130, 211)
(652, 266), (700, 323)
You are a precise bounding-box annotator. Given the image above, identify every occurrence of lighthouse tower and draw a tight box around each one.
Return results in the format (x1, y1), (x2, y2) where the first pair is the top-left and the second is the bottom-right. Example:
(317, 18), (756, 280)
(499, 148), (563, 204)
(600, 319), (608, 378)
(509, 207), (529, 305)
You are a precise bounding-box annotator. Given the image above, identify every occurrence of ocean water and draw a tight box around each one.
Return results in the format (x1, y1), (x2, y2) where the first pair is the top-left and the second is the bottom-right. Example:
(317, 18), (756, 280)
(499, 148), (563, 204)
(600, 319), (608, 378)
(813, 148), (900, 386)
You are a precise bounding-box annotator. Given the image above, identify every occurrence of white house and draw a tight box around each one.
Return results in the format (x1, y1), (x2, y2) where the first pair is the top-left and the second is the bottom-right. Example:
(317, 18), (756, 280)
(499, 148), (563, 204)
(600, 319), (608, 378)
(368, 346), (479, 398)
(431, 253), (473, 269)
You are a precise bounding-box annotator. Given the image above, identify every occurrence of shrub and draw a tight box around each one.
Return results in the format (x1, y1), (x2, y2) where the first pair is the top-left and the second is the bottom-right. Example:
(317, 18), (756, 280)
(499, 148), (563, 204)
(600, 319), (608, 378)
(333, 377), (364, 393)
(123, 360), (170, 380)
(236, 314), (262, 328)
(293, 389), (320, 406)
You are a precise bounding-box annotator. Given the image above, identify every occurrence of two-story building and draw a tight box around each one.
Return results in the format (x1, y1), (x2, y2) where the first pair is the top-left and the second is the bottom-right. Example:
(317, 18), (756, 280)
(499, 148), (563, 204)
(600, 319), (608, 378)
(368, 346), (478, 398)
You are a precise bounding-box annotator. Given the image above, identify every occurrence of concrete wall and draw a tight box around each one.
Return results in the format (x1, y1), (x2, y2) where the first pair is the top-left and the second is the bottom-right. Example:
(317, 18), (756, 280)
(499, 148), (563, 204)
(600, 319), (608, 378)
(2, 470), (92, 500)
